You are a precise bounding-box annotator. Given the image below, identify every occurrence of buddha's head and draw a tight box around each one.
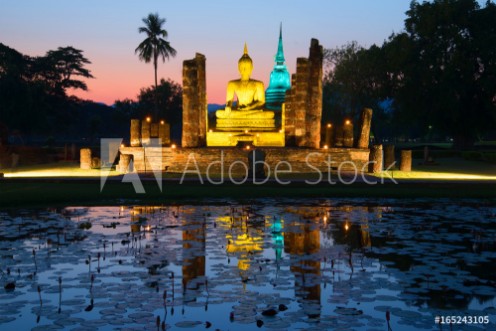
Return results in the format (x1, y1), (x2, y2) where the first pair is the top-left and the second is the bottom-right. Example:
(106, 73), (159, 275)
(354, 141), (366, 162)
(238, 43), (253, 79)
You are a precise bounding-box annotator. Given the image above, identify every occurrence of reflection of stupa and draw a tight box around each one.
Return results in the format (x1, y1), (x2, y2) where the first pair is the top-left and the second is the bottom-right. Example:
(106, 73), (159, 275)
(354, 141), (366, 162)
(265, 24), (291, 111)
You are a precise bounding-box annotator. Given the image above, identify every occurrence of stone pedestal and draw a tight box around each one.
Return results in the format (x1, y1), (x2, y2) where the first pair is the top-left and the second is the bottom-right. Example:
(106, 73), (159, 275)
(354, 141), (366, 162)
(130, 119), (141, 147)
(400, 150), (412, 172)
(118, 154), (132, 173)
(343, 122), (354, 148)
(368, 144), (383, 173)
(91, 157), (101, 169)
(80, 148), (91, 170)
(384, 145), (395, 169)
(356, 108), (373, 149)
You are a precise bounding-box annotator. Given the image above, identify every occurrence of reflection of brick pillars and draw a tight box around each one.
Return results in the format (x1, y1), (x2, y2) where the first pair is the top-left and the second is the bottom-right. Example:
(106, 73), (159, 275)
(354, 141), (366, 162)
(400, 150), (412, 172)
(80, 148), (91, 169)
(369, 144), (383, 173)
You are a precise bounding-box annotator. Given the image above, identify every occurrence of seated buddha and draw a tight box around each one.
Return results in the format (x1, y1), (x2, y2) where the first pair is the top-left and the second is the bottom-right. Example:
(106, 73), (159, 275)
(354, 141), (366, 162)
(216, 44), (274, 121)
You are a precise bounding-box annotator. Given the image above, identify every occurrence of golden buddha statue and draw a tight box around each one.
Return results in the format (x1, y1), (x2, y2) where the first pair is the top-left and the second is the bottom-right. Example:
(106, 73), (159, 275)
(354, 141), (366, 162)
(215, 44), (275, 129)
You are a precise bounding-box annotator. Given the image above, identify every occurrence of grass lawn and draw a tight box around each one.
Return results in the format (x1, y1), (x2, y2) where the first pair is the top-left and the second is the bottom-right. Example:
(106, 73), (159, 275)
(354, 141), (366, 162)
(0, 157), (495, 207)
(376, 157), (496, 180)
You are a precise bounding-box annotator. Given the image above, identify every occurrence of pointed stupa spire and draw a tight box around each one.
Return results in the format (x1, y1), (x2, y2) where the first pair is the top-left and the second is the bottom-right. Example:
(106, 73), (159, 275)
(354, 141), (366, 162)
(265, 23), (291, 110)
(275, 23), (285, 64)
(244, 42), (248, 55)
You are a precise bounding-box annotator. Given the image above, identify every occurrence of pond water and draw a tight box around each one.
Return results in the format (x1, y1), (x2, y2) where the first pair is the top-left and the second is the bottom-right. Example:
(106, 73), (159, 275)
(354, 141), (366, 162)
(0, 199), (495, 331)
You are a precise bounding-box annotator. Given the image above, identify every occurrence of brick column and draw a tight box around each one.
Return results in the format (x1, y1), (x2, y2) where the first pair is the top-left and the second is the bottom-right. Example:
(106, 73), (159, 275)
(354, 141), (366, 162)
(182, 53), (207, 147)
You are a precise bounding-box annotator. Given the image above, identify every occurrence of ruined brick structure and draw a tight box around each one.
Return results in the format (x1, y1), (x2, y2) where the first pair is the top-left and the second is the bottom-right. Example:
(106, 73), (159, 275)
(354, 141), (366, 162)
(182, 53), (207, 147)
(285, 39), (323, 148)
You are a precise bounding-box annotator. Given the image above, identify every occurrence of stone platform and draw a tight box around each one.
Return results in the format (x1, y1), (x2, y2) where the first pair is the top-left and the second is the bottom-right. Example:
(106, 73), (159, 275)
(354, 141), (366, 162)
(206, 130), (285, 147)
(216, 118), (275, 129)
(119, 147), (370, 175)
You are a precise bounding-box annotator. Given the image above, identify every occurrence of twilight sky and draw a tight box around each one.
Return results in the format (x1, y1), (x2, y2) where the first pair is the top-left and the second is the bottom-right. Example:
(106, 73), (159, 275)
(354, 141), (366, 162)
(2, 0), (420, 105)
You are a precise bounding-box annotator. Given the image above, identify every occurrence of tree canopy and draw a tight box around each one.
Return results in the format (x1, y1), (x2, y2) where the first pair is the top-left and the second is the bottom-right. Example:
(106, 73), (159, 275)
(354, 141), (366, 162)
(324, 0), (496, 146)
(0, 44), (94, 135)
(135, 13), (176, 117)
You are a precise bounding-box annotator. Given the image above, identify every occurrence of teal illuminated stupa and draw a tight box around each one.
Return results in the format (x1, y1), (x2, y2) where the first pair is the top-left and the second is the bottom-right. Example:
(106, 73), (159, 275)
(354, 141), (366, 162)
(265, 24), (291, 111)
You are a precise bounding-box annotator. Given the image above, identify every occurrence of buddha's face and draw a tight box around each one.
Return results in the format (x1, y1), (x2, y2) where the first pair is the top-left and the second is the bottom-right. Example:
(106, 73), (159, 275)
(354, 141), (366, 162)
(238, 60), (253, 78)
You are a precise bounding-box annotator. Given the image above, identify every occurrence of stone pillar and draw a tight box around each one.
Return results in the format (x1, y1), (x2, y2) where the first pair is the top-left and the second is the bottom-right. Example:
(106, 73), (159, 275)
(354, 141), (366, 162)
(356, 108), (373, 149)
(343, 121), (354, 148)
(324, 123), (333, 147)
(182, 53), (207, 147)
(118, 154), (132, 173)
(159, 122), (171, 146)
(80, 148), (91, 170)
(284, 75), (296, 146)
(400, 150), (412, 172)
(141, 120), (151, 146)
(130, 119), (141, 147)
(305, 39), (323, 148)
(150, 123), (159, 137)
(368, 144), (383, 173)
(294, 58), (309, 147)
(384, 145), (395, 169)
(334, 126), (344, 147)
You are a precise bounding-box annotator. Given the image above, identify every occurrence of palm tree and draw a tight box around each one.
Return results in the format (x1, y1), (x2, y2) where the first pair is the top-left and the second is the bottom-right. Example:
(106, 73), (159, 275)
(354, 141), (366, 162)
(135, 13), (176, 117)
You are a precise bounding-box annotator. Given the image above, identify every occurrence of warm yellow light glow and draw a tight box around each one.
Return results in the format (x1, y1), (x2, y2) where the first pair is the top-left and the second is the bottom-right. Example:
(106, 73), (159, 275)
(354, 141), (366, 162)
(345, 223), (349, 231)
(160, 120), (165, 125)
(120, 144), (125, 148)
(171, 144), (177, 149)
(245, 129), (249, 134)
(327, 123), (332, 128)
(345, 120), (351, 125)
(146, 116), (151, 123)
(323, 216), (328, 222)
(279, 129), (283, 133)
(209, 129), (213, 133)
(323, 145), (329, 149)
(246, 145), (251, 150)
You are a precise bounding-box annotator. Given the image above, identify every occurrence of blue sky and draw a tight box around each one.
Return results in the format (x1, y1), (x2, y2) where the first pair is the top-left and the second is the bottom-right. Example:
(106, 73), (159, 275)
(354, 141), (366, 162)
(0, 0), (473, 104)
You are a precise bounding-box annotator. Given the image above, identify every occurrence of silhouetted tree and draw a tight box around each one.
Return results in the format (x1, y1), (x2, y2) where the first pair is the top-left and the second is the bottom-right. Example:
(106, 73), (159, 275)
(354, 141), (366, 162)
(135, 13), (177, 117)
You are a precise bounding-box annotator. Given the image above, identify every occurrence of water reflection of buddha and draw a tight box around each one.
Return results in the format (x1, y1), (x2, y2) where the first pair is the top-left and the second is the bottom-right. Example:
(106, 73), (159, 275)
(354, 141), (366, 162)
(216, 44), (274, 119)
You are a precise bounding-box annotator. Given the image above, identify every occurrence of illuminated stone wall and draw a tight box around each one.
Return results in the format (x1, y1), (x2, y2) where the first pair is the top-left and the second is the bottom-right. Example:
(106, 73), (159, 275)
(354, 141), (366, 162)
(120, 147), (370, 174)
(182, 53), (207, 148)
